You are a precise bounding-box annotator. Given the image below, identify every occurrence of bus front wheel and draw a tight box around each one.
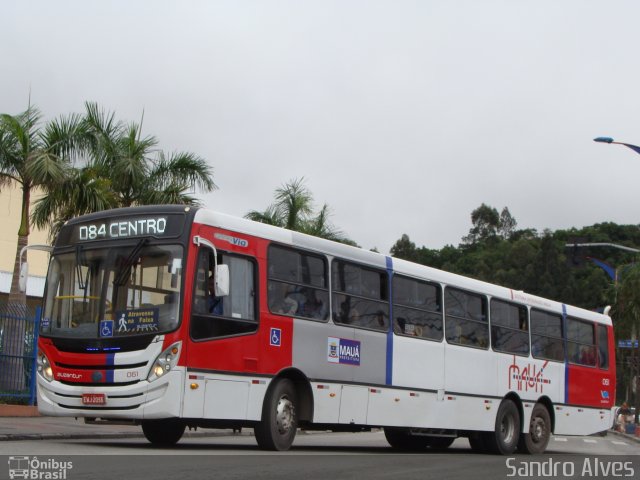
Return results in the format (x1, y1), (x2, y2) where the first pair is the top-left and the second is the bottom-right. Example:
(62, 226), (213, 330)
(254, 378), (298, 451)
(468, 432), (489, 453)
(384, 428), (429, 451)
(141, 418), (185, 446)
(518, 403), (551, 454)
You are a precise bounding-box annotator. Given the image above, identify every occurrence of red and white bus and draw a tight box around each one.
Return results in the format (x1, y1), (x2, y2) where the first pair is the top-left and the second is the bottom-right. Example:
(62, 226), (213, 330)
(34, 205), (615, 453)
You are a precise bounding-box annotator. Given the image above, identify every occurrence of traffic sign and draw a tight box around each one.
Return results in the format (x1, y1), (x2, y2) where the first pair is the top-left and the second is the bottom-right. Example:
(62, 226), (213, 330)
(618, 339), (639, 348)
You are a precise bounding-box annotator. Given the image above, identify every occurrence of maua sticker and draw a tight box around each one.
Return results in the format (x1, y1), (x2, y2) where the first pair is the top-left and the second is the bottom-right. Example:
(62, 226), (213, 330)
(327, 337), (361, 366)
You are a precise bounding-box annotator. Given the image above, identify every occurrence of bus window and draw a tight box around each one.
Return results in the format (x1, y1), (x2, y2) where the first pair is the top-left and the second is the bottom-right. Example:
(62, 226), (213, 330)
(445, 288), (488, 348)
(531, 309), (564, 362)
(597, 324), (609, 369)
(566, 317), (597, 367)
(267, 245), (329, 320)
(392, 275), (442, 341)
(331, 260), (389, 331)
(490, 299), (529, 356)
(191, 248), (257, 340)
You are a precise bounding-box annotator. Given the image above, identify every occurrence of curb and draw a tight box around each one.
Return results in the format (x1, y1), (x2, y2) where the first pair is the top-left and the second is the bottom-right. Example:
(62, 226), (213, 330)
(0, 405), (39, 417)
(608, 429), (640, 444)
(0, 429), (247, 442)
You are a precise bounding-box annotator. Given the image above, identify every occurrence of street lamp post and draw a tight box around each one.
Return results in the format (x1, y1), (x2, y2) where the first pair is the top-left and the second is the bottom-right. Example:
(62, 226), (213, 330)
(593, 136), (640, 156)
(594, 136), (640, 427)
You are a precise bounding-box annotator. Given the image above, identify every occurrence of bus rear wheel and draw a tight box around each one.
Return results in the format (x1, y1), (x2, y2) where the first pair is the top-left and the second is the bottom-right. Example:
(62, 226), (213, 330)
(254, 378), (298, 451)
(483, 399), (521, 455)
(141, 418), (185, 446)
(518, 403), (551, 454)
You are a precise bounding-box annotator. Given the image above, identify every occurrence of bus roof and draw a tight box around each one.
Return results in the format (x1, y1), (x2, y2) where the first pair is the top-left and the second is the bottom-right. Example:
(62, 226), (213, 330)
(194, 208), (611, 326)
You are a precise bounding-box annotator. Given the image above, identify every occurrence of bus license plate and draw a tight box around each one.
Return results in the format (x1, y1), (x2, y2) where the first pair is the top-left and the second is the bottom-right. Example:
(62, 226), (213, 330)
(82, 393), (106, 405)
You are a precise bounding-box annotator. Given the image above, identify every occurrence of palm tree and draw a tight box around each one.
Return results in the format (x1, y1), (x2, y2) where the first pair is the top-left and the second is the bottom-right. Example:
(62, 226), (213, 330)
(0, 102), (85, 391)
(246, 178), (355, 245)
(32, 102), (217, 239)
(0, 103), (85, 303)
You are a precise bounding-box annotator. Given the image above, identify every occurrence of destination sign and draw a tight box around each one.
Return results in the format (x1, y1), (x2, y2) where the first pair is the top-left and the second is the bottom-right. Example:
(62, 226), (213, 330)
(78, 217), (167, 240)
(66, 214), (185, 244)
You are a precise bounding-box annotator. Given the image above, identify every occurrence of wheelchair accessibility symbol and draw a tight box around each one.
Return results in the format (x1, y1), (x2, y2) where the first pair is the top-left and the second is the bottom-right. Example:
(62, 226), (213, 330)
(100, 319), (114, 337)
(270, 328), (281, 347)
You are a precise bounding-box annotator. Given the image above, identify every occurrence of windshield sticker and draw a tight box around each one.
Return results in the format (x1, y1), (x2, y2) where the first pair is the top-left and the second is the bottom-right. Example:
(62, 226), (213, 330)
(114, 308), (159, 334)
(99, 319), (114, 337)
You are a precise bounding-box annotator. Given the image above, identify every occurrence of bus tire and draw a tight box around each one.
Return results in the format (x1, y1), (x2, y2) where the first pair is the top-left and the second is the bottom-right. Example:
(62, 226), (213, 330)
(425, 436), (455, 451)
(384, 428), (429, 451)
(254, 378), (298, 451)
(518, 403), (551, 454)
(468, 432), (489, 453)
(483, 399), (520, 455)
(141, 418), (185, 446)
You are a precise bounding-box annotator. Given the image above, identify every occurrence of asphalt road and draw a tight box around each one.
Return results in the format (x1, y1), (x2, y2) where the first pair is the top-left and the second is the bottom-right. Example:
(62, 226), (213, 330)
(2, 431), (639, 480)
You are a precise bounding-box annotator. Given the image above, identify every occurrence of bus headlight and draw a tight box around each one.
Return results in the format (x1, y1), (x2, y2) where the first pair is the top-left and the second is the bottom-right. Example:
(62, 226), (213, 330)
(148, 342), (182, 382)
(37, 352), (53, 382)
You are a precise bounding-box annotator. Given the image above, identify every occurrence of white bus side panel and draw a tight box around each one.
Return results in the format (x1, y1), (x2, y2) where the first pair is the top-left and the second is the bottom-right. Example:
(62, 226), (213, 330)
(181, 372), (267, 421)
(445, 344), (497, 397)
(392, 336), (444, 392)
(554, 406), (612, 436)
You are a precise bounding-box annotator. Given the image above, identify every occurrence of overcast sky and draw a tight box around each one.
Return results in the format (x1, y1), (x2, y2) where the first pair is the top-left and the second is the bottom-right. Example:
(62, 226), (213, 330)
(3, 1), (640, 252)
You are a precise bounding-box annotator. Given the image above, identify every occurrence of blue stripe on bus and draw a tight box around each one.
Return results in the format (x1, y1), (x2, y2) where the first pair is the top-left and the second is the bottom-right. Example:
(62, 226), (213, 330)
(106, 353), (115, 383)
(562, 304), (568, 404)
(386, 256), (394, 386)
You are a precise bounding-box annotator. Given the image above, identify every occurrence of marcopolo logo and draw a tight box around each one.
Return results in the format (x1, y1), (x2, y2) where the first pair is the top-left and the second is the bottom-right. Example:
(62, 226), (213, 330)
(8, 456), (73, 479)
(327, 337), (361, 366)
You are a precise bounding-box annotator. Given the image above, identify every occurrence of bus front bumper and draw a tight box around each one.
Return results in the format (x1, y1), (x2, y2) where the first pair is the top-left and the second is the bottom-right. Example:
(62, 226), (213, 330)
(36, 368), (184, 419)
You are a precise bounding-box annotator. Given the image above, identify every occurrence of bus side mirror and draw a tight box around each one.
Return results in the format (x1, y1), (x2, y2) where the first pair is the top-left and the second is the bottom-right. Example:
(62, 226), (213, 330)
(215, 264), (230, 297)
(19, 262), (29, 293)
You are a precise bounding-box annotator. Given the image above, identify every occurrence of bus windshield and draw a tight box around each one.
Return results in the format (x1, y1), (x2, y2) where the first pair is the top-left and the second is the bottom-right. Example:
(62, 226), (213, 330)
(41, 243), (183, 339)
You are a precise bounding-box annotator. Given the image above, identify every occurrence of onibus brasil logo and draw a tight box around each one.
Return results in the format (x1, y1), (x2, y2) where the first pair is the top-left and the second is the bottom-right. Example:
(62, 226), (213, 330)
(8, 456), (73, 479)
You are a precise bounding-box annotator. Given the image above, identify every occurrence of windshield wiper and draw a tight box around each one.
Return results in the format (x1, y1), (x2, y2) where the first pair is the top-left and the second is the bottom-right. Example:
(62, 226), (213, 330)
(75, 245), (87, 290)
(113, 238), (148, 286)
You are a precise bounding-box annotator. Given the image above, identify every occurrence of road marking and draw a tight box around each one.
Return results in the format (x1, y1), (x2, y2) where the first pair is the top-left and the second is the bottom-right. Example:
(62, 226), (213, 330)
(553, 437), (567, 442)
(612, 441), (628, 446)
(583, 439), (597, 443)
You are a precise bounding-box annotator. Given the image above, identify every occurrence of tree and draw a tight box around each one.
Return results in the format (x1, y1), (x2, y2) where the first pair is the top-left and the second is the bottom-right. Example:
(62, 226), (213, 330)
(246, 178), (354, 244)
(32, 102), (216, 239)
(611, 262), (640, 423)
(463, 204), (518, 245)
(0, 103), (86, 391)
(498, 207), (517, 239)
(462, 203), (501, 245)
(390, 234), (419, 262)
(0, 103), (85, 303)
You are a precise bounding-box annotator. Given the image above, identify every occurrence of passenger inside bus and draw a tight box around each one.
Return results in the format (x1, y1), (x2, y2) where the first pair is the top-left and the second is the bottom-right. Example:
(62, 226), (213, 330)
(297, 288), (326, 319)
(268, 282), (298, 315)
(394, 317), (407, 334)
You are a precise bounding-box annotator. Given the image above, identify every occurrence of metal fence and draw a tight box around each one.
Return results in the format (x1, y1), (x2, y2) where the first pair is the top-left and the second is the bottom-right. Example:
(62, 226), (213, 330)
(0, 303), (40, 405)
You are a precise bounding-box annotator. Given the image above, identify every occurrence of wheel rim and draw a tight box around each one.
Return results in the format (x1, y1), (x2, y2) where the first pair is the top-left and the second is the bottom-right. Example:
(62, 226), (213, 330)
(275, 395), (295, 435)
(501, 412), (516, 445)
(530, 415), (546, 444)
